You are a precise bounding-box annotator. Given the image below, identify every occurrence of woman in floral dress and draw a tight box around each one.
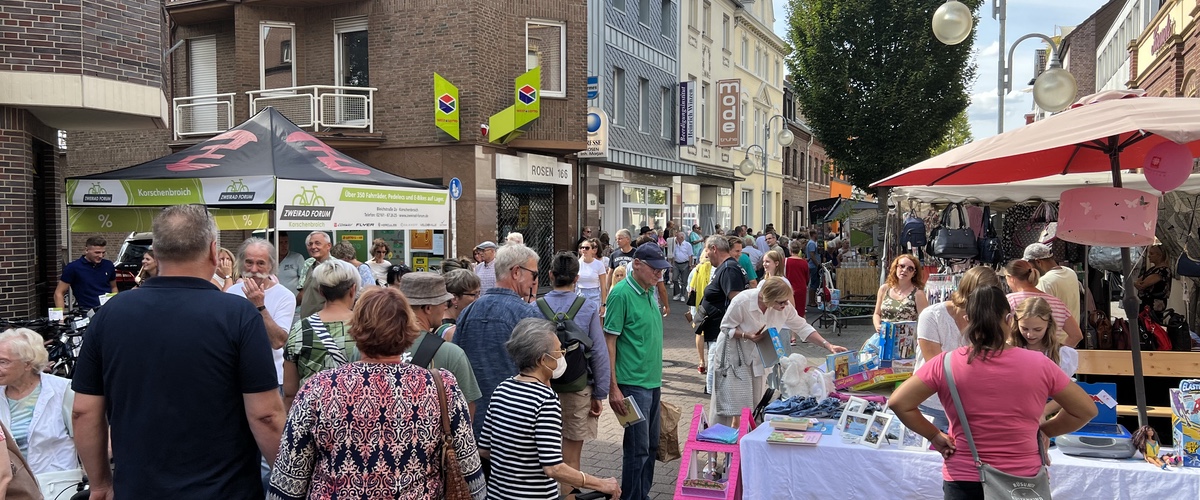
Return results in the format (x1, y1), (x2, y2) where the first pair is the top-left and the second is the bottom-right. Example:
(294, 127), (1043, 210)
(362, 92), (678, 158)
(872, 254), (929, 332)
(269, 287), (486, 500)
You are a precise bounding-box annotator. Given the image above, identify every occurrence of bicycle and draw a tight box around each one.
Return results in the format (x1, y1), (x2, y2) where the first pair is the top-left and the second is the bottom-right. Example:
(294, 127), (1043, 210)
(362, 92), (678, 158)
(86, 183), (106, 195)
(226, 178), (249, 192)
(292, 185), (326, 206)
(812, 262), (841, 332)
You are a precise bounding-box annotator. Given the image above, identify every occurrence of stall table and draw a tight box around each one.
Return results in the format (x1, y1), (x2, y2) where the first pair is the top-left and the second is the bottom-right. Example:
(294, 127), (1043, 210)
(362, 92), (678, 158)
(740, 419), (1200, 499)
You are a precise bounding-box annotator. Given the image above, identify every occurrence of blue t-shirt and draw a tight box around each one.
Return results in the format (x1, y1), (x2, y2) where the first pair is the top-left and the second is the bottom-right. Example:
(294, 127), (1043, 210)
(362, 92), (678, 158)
(806, 240), (821, 267)
(73, 276), (278, 499)
(60, 256), (116, 309)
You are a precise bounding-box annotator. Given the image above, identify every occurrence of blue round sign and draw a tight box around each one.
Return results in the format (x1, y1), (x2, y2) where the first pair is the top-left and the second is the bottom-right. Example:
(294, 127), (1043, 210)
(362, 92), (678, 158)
(449, 177), (463, 200)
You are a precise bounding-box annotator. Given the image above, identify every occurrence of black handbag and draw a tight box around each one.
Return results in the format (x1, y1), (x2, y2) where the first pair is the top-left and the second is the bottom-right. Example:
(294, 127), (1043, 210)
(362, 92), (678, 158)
(928, 203), (979, 259)
(978, 205), (1002, 263)
(1164, 309), (1191, 352)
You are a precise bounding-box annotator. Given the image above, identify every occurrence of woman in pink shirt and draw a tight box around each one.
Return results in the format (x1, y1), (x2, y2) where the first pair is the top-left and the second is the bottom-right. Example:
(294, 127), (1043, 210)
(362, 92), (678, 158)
(1002, 259), (1084, 347)
(888, 287), (1096, 499)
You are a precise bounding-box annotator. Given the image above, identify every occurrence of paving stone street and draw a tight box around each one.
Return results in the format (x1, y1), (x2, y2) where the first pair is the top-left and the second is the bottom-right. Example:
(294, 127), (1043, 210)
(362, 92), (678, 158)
(579, 299), (878, 498)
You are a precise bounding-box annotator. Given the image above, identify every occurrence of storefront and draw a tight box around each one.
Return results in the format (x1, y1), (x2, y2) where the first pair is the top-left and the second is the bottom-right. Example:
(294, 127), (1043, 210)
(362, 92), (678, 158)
(494, 151), (572, 286)
(1131, 0), (1200, 97)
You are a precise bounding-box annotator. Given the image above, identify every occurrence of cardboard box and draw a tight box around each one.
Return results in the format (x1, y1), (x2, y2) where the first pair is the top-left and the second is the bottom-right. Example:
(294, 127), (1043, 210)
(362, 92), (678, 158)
(1170, 384), (1200, 467)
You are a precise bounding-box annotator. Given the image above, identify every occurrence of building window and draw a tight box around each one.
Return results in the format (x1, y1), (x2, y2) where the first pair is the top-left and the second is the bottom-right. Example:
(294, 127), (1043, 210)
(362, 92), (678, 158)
(614, 0), (626, 12)
(334, 17), (369, 88)
(260, 22), (295, 90)
(526, 21), (566, 97)
(688, 0), (697, 28)
(775, 60), (781, 86)
(638, 77), (650, 132)
(639, 0), (651, 25)
(700, 81), (709, 139)
(741, 36), (749, 66)
(722, 15), (730, 50)
(622, 186), (670, 232)
(741, 190), (753, 226)
(754, 47), (762, 76)
(661, 0), (673, 37)
(753, 109), (761, 147)
(613, 67), (626, 126)
(702, 2), (711, 37)
(660, 86), (673, 140)
(740, 99), (746, 145)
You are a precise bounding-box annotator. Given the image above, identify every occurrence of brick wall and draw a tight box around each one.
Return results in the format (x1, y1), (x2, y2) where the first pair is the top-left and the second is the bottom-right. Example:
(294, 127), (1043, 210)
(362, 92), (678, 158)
(0, 107), (61, 317)
(1065, 19), (1098, 97)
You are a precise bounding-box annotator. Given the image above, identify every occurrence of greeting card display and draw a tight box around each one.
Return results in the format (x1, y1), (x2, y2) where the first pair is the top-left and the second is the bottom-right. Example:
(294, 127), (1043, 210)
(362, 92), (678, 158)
(880, 321), (917, 366)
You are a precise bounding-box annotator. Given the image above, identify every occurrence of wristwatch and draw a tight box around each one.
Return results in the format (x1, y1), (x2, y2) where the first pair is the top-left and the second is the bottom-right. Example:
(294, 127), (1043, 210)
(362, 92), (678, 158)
(257, 305), (267, 312)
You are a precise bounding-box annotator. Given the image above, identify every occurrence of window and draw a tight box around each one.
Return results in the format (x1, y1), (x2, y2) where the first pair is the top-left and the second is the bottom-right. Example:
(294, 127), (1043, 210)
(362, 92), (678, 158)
(334, 17), (368, 88)
(753, 109), (761, 147)
(660, 0), (673, 37)
(638, 77), (650, 132)
(741, 190), (753, 226)
(660, 86), (673, 139)
(722, 15), (730, 50)
(741, 36), (748, 66)
(754, 47), (761, 76)
(613, 67), (626, 126)
(639, 0), (651, 24)
(614, 0), (625, 12)
(526, 21), (566, 97)
(702, 2), (711, 37)
(775, 60), (781, 86)
(688, 0), (697, 28)
(260, 22), (295, 90)
(700, 81), (709, 138)
(740, 99), (746, 145)
(622, 186), (670, 231)
(188, 36), (217, 132)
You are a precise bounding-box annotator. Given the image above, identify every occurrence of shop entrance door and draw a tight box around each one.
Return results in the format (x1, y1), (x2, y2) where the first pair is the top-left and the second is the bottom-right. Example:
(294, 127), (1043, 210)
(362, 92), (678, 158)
(497, 181), (554, 291)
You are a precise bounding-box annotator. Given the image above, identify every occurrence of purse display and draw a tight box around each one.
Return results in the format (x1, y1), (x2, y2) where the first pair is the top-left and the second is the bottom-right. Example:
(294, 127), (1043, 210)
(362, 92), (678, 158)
(928, 203), (979, 259)
(978, 205), (1003, 263)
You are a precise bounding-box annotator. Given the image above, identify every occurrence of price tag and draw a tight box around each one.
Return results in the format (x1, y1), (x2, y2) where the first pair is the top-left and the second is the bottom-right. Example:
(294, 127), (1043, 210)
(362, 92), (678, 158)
(73, 317), (90, 330)
(1095, 389), (1118, 409)
(48, 308), (63, 321)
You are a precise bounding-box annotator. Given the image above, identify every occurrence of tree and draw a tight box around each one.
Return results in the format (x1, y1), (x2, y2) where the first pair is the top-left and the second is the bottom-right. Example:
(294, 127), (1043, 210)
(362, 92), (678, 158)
(787, 0), (980, 191)
(930, 110), (973, 157)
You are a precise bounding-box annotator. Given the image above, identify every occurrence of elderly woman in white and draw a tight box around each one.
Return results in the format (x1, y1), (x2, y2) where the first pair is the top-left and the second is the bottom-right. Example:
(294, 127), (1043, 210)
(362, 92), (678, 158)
(0, 328), (78, 477)
(710, 277), (847, 427)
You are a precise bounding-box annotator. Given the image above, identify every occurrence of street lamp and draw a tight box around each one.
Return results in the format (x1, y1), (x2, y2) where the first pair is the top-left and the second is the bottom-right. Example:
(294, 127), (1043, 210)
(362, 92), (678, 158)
(738, 115), (794, 232)
(931, 0), (1078, 132)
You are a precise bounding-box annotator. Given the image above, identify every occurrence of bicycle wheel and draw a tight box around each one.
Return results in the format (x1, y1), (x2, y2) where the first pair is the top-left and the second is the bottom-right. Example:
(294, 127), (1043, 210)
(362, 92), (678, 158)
(313, 196), (326, 205)
(292, 194), (307, 205)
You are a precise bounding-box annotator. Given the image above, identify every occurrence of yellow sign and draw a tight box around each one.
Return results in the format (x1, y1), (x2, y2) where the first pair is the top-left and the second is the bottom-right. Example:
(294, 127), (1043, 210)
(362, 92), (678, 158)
(414, 256), (429, 272)
(340, 234), (364, 241)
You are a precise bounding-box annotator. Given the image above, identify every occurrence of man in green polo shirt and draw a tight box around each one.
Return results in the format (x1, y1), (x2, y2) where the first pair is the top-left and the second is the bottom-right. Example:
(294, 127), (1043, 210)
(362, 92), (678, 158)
(604, 242), (670, 500)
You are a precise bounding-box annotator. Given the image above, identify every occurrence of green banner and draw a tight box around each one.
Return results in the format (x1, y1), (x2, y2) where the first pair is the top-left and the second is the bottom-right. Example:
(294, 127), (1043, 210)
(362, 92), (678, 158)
(434, 73), (460, 140)
(338, 187), (447, 205)
(124, 179), (205, 205)
(514, 66), (540, 128)
(68, 207), (269, 232)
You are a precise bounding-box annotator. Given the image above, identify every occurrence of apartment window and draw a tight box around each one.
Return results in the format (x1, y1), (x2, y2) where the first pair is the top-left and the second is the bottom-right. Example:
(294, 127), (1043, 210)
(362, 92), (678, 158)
(639, 0), (651, 24)
(754, 47), (762, 76)
(188, 36), (218, 133)
(740, 99), (746, 145)
(260, 22), (295, 90)
(775, 60), (781, 86)
(741, 36), (748, 66)
(613, 67), (626, 126)
(702, 2), (711, 37)
(741, 190), (753, 226)
(614, 0), (626, 12)
(722, 15), (729, 50)
(661, 86), (673, 139)
(638, 77), (650, 132)
(688, 0), (697, 28)
(526, 21), (566, 97)
(334, 17), (369, 88)
(660, 0), (673, 37)
(753, 109), (761, 147)
(700, 81), (709, 138)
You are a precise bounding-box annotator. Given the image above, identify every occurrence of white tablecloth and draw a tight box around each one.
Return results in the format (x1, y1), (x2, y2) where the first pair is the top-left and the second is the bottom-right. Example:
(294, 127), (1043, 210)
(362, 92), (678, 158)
(740, 421), (1200, 499)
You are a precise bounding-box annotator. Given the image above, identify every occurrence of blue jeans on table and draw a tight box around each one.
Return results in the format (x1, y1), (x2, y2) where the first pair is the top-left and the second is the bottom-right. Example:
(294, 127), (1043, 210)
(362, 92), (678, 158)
(619, 384), (661, 500)
(920, 404), (950, 433)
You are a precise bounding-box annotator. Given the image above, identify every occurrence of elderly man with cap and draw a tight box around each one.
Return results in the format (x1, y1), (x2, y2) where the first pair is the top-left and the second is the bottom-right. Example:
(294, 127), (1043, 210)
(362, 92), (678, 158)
(474, 241), (498, 291)
(1024, 243), (1082, 321)
(400, 272), (482, 418)
(604, 242), (671, 500)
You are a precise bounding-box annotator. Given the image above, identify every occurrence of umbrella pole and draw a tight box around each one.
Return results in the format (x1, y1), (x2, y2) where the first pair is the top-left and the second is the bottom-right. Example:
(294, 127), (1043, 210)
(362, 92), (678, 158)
(1111, 148), (1149, 429)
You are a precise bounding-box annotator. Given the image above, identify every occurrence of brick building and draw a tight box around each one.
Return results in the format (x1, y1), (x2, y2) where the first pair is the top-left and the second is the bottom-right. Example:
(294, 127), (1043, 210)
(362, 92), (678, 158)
(1, 0), (167, 316)
(780, 83), (830, 237)
(68, 0), (587, 286)
(1131, 0), (1200, 97)
(1061, 0), (1126, 98)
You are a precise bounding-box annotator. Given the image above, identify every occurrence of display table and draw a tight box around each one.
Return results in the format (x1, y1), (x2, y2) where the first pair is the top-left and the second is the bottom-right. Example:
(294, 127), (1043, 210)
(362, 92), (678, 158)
(740, 420), (1200, 499)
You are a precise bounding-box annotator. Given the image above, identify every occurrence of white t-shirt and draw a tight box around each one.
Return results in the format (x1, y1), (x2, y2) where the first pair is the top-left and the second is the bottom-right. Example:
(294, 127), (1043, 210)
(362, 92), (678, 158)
(577, 258), (607, 289)
(367, 259), (391, 286)
(914, 302), (966, 412)
(720, 287), (817, 377)
(227, 280), (296, 385)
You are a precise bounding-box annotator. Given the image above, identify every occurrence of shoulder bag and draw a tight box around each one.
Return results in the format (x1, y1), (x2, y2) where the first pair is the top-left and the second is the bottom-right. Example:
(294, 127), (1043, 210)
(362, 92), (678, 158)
(1, 422), (41, 500)
(713, 331), (754, 417)
(929, 203), (979, 260)
(431, 369), (474, 500)
(978, 205), (1003, 264)
(943, 353), (1052, 499)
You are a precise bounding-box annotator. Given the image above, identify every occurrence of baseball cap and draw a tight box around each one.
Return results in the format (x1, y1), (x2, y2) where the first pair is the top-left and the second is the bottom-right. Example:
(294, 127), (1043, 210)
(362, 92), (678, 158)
(632, 242), (671, 269)
(475, 241), (497, 250)
(640, 226), (653, 235)
(1023, 243), (1053, 261)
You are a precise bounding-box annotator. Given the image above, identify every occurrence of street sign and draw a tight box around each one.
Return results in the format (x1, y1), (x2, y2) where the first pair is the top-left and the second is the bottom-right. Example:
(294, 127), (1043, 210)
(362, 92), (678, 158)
(449, 177), (463, 200)
(587, 76), (599, 100)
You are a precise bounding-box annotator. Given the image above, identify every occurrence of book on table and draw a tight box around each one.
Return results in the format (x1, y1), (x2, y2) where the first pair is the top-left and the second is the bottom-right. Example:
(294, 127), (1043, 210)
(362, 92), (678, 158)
(614, 396), (645, 428)
(766, 430), (822, 446)
(768, 416), (819, 431)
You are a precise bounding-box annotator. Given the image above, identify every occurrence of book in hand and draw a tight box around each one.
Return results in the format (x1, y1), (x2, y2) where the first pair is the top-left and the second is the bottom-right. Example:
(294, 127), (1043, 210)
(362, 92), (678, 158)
(769, 416), (819, 431)
(614, 396), (645, 428)
(766, 430), (822, 446)
(755, 327), (788, 368)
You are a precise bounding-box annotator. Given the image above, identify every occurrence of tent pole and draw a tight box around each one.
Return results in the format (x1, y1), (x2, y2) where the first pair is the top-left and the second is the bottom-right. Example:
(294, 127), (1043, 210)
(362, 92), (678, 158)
(1110, 143), (1149, 429)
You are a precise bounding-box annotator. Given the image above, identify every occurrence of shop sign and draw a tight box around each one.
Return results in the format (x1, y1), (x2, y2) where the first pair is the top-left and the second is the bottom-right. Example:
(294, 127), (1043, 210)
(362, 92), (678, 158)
(1152, 17), (1176, 54)
(579, 107), (609, 159)
(434, 73), (460, 140)
(717, 79), (741, 148)
(587, 76), (599, 100)
(679, 81), (695, 146)
(496, 153), (572, 186)
(275, 178), (448, 231)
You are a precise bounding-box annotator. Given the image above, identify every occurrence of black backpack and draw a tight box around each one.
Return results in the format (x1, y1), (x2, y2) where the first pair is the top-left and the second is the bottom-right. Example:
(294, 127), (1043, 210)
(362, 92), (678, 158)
(536, 296), (593, 393)
(901, 214), (928, 250)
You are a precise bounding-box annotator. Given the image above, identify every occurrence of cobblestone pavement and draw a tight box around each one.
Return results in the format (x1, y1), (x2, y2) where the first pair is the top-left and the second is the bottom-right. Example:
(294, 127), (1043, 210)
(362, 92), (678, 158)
(579, 300), (878, 499)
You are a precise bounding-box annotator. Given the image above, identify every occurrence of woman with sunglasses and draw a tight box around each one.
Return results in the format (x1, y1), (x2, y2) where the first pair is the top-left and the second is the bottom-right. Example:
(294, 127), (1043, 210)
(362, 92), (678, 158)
(710, 277), (846, 427)
(367, 238), (391, 286)
(872, 254), (929, 334)
(576, 238), (609, 316)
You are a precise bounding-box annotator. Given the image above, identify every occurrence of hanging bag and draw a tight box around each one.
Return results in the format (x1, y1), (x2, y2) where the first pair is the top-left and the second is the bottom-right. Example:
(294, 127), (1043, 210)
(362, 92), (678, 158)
(929, 203), (979, 259)
(1137, 306), (1172, 351)
(978, 205), (1003, 263)
(943, 354), (1053, 500)
(430, 369), (475, 500)
(713, 330), (754, 417)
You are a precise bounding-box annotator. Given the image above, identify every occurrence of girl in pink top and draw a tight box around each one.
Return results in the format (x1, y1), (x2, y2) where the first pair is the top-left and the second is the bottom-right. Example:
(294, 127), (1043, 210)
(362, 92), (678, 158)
(888, 287), (1097, 499)
(1002, 259), (1084, 347)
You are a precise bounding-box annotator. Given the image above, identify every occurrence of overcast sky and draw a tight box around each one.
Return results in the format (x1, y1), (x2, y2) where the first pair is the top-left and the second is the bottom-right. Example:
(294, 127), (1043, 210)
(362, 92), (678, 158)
(771, 0), (1111, 140)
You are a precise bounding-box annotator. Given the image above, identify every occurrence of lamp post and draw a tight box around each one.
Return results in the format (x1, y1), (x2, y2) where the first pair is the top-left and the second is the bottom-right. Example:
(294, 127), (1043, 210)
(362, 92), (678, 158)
(738, 115), (794, 232)
(932, 0), (1077, 133)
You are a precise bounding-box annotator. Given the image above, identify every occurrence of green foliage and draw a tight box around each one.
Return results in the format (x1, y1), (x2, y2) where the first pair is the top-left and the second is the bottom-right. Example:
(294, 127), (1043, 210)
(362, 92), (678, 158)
(930, 110), (973, 157)
(786, 0), (981, 189)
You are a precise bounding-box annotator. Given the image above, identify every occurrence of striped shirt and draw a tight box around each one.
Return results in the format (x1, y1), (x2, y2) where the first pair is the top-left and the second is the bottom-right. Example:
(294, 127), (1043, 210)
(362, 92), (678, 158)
(7, 384), (39, 456)
(478, 378), (563, 500)
(1007, 291), (1072, 331)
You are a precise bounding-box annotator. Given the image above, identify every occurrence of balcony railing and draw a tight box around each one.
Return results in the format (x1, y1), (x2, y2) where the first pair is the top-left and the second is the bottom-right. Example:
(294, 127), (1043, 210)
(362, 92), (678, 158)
(246, 85), (376, 133)
(172, 93), (235, 140)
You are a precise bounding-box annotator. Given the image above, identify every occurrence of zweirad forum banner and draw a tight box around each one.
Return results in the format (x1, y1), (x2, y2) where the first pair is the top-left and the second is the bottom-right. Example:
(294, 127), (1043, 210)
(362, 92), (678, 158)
(275, 178), (448, 231)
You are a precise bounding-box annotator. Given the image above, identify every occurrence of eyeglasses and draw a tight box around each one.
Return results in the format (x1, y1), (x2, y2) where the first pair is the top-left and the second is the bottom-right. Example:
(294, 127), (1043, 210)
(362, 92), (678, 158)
(579, 246), (591, 250)
(460, 292), (479, 297)
(518, 266), (538, 278)
(545, 348), (568, 357)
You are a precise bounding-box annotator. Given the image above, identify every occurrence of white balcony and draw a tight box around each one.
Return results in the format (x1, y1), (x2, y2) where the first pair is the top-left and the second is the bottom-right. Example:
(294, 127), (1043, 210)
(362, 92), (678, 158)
(246, 85), (376, 133)
(172, 93), (235, 140)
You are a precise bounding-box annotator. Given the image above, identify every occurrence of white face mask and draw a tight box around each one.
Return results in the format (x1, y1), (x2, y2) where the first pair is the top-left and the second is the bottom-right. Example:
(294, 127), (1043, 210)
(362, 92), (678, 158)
(545, 353), (567, 379)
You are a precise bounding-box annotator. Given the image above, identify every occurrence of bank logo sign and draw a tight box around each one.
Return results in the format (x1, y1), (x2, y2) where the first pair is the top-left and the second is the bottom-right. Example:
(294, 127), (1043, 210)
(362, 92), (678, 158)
(518, 84), (538, 105)
(717, 79), (741, 148)
(217, 178), (256, 202)
(438, 94), (456, 114)
(434, 73), (461, 140)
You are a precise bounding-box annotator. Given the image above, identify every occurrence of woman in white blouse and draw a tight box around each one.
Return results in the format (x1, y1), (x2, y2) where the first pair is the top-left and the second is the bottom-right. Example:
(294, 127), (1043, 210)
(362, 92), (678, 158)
(711, 277), (846, 427)
(576, 238), (609, 315)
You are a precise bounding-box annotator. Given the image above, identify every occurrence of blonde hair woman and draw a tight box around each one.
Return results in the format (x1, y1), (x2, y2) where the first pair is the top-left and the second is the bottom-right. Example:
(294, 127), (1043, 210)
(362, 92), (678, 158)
(687, 248), (714, 377)
(212, 247), (237, 290)
(1012, 296), (1078, 377)
(0, 328), (77, 476)
(1002, 259), (1083, 347)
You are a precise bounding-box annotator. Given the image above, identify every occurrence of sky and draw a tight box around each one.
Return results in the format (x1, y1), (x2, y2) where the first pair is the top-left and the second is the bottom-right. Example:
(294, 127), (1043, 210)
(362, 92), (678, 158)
(771, 0), (1111, 140)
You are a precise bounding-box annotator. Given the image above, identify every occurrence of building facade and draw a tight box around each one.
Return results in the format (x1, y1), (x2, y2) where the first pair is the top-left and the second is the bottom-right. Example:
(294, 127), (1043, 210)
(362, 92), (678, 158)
(1, 0), (167, 316)
(1131, 0), (1200, 97)
(68, 0), (587, 287)
(1097, 0), (1165, 91)
(780, 83), (832, 237)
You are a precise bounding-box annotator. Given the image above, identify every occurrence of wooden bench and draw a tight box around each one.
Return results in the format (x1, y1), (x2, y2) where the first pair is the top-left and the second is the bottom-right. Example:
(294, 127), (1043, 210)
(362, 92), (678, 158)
(1075, 350), (1200, 419)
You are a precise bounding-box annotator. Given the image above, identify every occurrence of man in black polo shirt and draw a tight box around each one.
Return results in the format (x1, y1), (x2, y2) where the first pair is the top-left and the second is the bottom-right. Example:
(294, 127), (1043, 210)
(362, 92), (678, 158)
(72, 205), (285, 500)
(54, 236), (117, 310)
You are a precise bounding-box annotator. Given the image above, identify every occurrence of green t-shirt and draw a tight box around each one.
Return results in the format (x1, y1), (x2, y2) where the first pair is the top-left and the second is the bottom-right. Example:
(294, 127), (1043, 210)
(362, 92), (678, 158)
(738, 254), (756, 283)
(602, 277), (663, 389)
(402, 331), (483, 402)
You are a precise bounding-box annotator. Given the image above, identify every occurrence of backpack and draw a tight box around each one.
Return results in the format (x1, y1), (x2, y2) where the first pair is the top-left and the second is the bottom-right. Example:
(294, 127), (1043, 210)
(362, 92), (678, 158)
(536, 296), (593, 394)
(901, 215), (928, 250)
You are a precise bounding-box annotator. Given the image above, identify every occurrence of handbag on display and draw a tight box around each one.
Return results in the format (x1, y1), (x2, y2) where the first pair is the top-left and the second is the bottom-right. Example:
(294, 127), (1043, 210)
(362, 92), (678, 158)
(928, 203), (979, 259)
(1089, 310), (1113, 350)
(1112, 318), (1131, 350)
(1175, 195), (1200, 278)
(1137, 307), (1171, 351)
(1090, 246), (1145, 273)
(713, 332), (754, 417)
(1163, 309), (1192, 352)
(431, 369), (475, 500)
(978, 205), (1003, 263)
(943, 354), (1054, 500)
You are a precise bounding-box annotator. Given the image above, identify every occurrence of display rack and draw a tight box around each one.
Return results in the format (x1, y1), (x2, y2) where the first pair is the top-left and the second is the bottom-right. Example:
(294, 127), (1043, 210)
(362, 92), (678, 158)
(674, 405), (752, 500)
